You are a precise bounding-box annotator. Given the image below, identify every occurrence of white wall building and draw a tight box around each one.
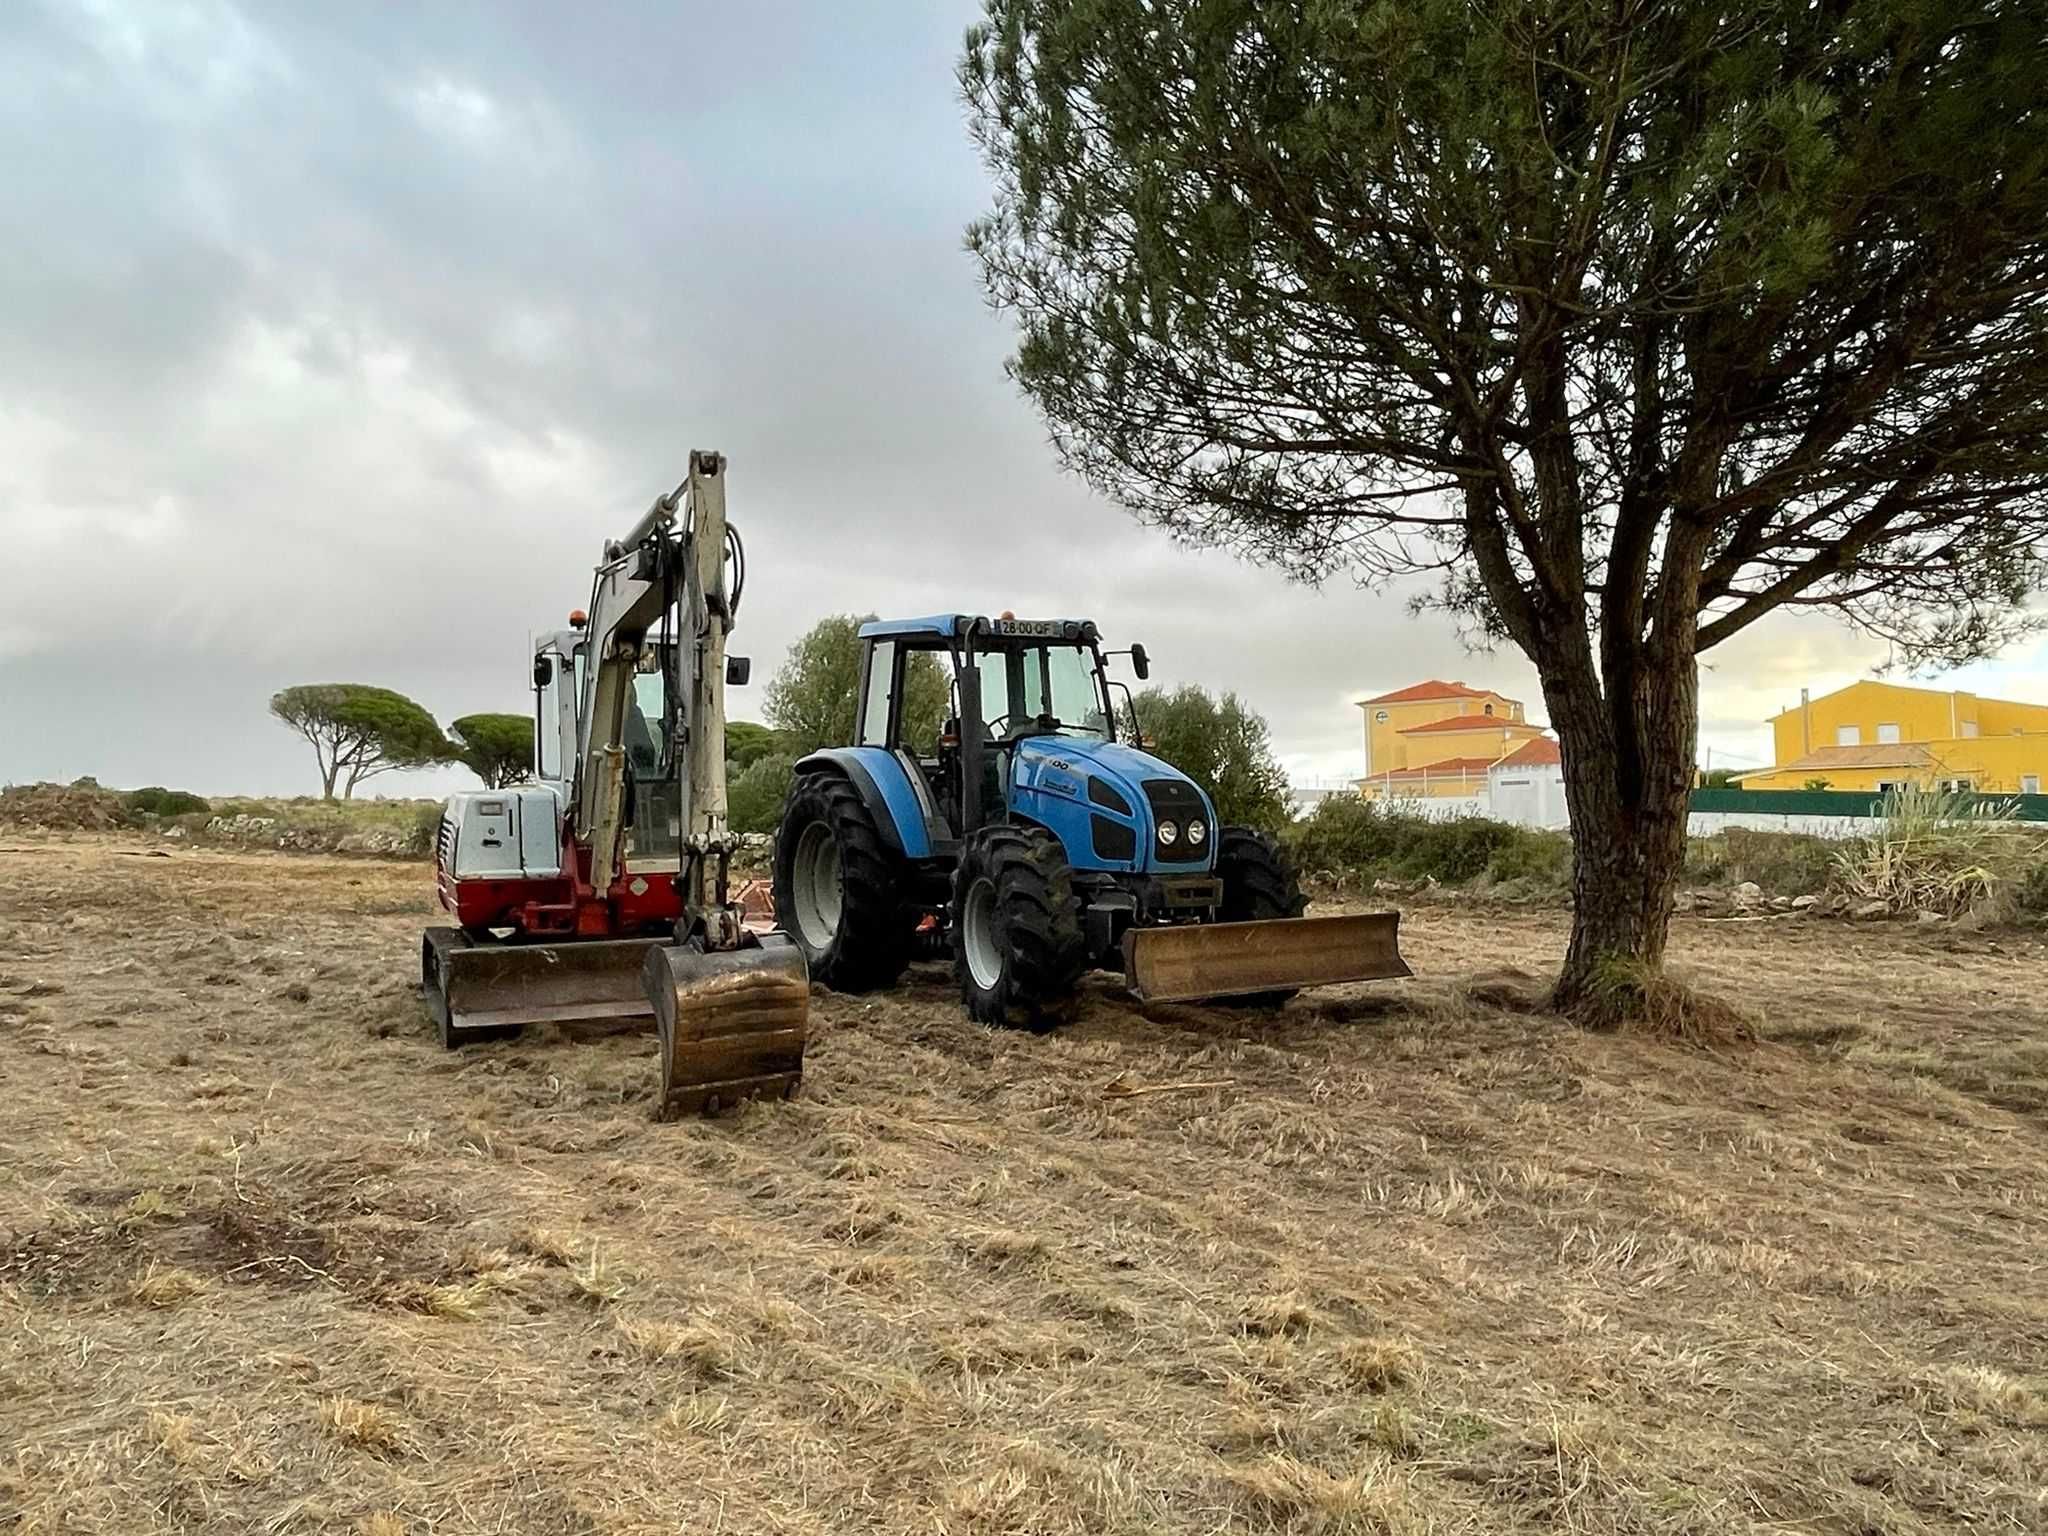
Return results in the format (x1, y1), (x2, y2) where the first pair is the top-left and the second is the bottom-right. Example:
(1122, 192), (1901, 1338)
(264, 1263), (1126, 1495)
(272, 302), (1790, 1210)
(1484, 737), (1570, 829)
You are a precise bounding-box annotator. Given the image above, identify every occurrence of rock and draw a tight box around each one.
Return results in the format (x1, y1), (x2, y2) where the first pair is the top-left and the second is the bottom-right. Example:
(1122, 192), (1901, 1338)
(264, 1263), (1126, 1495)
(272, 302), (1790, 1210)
(1768, 896), (1795, 913)
(1733, 881), (1764, 908)
(1671, 891), (1697, 915)
(1791, 895), (1819, 910)
(1852, 900), (1890, 921)
(282, 982), (312, 1003)
(1915, 909), (1945, 927)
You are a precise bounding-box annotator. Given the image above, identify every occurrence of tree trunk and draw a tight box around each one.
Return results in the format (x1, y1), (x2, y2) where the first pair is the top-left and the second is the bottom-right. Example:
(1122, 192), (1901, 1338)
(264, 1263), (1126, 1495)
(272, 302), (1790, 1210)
(319, 746), (339, 801)
(1542, 640), (1699, 1022)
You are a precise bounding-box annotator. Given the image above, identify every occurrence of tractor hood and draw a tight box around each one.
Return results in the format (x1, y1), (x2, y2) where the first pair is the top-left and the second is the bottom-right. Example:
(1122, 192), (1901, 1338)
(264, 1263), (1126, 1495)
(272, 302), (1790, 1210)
(1007, 734), (1217, 875)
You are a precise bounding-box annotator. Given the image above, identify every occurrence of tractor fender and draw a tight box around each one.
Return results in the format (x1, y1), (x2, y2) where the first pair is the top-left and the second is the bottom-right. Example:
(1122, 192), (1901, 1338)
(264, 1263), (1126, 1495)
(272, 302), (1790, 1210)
(792, 748), (933, 860)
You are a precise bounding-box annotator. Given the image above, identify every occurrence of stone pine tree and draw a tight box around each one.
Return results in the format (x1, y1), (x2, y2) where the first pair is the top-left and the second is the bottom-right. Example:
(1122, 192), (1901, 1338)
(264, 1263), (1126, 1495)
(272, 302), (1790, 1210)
(269, 685), (448, 800)
(964, 0), (2048, 1016)
(447, 713), (535, 789)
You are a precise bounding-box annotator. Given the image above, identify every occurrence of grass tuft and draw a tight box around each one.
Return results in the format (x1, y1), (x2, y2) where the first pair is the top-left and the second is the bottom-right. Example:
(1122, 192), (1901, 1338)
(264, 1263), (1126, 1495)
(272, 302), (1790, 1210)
(1220, 1453), (1416, 1533)
(1577, 956), (1756, 1044)
(129, 1262), (204, 1309)
(1336, 1338), (1421, 1394)
(318, 1396), (407, 1455)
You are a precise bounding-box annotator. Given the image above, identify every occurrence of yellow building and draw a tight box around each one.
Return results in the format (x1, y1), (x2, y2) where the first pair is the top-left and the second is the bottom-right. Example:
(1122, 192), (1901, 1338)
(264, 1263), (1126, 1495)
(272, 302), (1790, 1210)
(1355, 680), (1547, 798)
(1736, 680), (2048, 794)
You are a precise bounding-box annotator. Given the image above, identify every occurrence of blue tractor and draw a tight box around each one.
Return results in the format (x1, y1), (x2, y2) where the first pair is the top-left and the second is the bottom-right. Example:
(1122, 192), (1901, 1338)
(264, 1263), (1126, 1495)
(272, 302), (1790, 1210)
(771, 615), (1408, 1023)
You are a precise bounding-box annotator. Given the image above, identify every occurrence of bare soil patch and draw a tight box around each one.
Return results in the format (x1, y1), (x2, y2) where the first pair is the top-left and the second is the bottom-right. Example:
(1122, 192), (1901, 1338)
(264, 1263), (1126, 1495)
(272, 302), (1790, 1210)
(2, 837), (2045, 1533)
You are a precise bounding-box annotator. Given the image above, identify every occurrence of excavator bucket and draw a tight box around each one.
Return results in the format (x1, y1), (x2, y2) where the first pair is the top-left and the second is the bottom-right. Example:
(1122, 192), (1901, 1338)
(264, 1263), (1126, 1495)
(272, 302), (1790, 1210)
(644, 936), (810, 1120)
(1122, 912), (1412, 1004)
(422, 927), (667, 1046)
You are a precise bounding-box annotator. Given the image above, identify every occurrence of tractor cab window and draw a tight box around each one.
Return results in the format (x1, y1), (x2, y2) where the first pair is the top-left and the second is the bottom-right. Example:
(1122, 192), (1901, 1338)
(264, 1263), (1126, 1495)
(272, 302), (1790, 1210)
(1023, 645), (1112, 738)
(972, 649), (1014, 736)
(859, 640), (898, 748)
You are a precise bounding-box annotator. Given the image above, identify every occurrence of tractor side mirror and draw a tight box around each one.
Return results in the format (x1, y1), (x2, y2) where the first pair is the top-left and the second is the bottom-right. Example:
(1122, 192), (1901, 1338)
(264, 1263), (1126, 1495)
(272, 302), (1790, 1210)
(1130, 643), (1150, 680)
(533, 656), (554, 688)
(726, 655), (751, 686)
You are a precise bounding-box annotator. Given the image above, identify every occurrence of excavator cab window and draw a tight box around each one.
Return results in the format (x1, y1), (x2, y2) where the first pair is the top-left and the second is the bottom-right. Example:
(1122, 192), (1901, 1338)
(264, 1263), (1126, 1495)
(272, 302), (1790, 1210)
(624, 649), (680, 861)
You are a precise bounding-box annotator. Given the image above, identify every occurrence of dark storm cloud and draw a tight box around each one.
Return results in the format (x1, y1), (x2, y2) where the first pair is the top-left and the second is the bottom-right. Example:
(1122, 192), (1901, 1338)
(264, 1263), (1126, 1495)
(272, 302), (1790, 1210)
(3, 0), (1946, 797)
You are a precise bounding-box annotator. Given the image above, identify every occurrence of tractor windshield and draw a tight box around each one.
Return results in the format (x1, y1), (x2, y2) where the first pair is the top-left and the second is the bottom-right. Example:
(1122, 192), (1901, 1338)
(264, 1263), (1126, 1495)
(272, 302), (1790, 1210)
(973, 641), (1113, 739)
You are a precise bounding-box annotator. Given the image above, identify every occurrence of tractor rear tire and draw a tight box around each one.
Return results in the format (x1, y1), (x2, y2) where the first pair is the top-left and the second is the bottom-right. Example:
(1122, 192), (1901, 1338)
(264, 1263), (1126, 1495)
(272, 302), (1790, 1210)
(953, 825), (1087, 1029)
(774, 773), (910, 992)
(1215, 826), (1309, 1008)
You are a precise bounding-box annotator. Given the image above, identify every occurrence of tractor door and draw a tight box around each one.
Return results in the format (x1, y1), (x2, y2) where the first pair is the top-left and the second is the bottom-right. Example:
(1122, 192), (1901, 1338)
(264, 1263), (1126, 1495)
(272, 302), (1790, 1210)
(858, 637), (958, 844)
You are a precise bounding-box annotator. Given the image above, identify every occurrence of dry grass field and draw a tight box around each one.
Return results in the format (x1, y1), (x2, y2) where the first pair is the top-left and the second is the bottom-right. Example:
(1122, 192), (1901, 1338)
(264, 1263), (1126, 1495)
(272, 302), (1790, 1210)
(2, 836), (2045, 1535)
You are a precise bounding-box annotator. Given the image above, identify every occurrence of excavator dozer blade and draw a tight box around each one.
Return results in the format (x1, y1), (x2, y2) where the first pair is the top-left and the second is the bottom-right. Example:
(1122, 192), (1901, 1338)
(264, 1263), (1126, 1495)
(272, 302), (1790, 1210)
(645, 935), (810, 1121)
(422, 926), (665, 1047)
(1122, 912), (1412, 1004)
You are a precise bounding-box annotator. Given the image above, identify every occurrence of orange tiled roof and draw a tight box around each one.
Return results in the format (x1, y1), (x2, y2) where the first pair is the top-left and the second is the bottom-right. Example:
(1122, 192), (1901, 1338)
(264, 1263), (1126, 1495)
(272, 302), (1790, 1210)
(1358, 680), (1493, 706)
(1495, 736), (1562, 768)
(1398, 714), (1533, 736)
(1364, 755), (1502, 780)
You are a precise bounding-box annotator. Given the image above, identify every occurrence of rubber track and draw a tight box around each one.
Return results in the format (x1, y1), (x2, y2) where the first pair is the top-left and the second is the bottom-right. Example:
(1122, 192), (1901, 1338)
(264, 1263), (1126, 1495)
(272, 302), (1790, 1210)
(954, 824), (1087, 1026)
(774, 773), (910, 992)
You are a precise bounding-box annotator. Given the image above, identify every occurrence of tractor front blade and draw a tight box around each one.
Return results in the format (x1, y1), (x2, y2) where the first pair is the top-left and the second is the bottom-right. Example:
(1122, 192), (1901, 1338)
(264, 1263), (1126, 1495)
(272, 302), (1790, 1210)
(1122, 912), (1412, 1003)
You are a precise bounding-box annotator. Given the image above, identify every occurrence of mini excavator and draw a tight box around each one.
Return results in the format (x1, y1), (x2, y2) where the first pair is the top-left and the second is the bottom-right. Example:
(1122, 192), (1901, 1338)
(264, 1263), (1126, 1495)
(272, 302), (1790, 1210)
(420, 452), (808, 1118)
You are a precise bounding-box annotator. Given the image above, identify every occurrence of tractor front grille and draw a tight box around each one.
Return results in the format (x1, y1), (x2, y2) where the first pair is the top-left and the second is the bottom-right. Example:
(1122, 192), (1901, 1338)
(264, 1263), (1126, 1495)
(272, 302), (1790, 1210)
(1141, 779), (1209, 864)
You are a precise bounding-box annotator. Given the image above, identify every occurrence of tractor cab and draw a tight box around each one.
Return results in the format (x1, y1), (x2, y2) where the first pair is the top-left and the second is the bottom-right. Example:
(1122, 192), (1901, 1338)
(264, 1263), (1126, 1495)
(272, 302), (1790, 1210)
(850, 614), (1175, 862)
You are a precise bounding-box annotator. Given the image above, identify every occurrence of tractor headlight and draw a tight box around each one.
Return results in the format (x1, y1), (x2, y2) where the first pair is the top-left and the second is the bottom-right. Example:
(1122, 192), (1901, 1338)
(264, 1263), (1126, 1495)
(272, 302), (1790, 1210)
(1186, 819), (1206, 847)
(1157, 820), (1179, 846)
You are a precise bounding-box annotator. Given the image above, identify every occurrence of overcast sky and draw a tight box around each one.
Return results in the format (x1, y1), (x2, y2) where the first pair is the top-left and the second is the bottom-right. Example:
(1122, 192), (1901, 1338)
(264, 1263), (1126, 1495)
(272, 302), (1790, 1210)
(4, 0), (2045, 799)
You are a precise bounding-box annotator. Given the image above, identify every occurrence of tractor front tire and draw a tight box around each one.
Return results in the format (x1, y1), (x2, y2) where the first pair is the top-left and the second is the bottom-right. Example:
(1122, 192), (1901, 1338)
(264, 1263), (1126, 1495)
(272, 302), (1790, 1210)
(953, 825), (1087, 1029)
(774, 773), (910, 992)
(1215, 826), (1309, 1008)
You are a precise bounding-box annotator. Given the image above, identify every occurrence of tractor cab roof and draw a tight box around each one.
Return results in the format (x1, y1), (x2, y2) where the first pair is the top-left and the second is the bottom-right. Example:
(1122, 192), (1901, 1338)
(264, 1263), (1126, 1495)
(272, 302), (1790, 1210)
(859, 615), (1101, 644)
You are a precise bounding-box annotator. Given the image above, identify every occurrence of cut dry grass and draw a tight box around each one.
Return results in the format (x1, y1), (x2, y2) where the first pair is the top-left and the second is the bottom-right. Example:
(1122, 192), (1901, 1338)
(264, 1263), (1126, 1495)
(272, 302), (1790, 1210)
(3, 838), (2047, 1534)
(1336, 1337), (1422, 1393)
(127, 1261), (204, 1308)
(317, 1396), (407, 1456)
(1581, 955), (1758, 1043)
(1221, 1453), (1418, 1534)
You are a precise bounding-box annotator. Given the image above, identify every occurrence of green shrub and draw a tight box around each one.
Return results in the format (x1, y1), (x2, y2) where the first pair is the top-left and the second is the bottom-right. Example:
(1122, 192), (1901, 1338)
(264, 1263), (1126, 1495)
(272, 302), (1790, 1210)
(1285, 794), (1390, 871)
(1285, 794), (1569, 889)
(1720, 827), (1835, 894)
(124, 786), (212, 817)
(729, 754), (796, 836)
(1483, 829), (1571, 887)
(413, 801), (449, 853)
